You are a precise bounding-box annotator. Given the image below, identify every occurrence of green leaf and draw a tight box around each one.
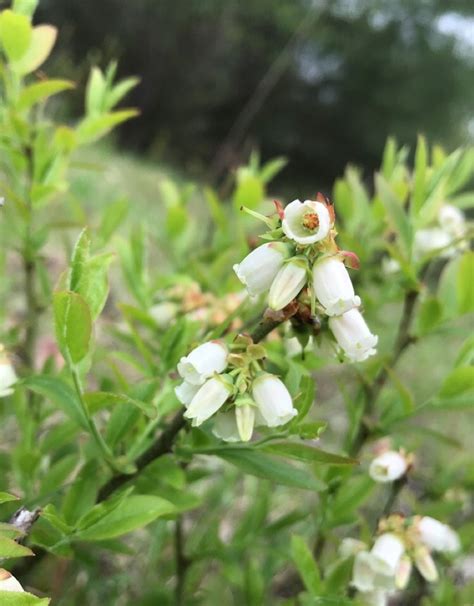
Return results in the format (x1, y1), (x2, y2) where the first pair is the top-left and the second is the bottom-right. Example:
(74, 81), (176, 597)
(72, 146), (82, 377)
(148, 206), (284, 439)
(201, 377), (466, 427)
(0, 536), (34, 558)
(12, 0), (38, 18)
(76, 110), (139, 144)
(75, 495), (176, 541)
(258, 442), (357, 465)
(98, 197), (129, 243)
(17, 80), (74, 111)
(22, 375), (88, 430)
(62, 461), (100, 524)
(375, 173), (412, 254)
(84, 391), (156, 418)
(69, 228), (90, 291)
(85, 66), (106, 114)
(293, 375), (316, 423)
(233, 170), (264, 211)
(11, 24), (57, 74)
(416, 297), (443, 336)
(76, 253), (114, 320)
(260, 156), (287, 183)
(0, 10), (31, 61)
(439, 367), (474, 399)
(0, 592), (50, 606)
(0, 492), (18, 504)
(457, 252), (474, 314)
(106, 76), (140, 111)
(290, 534), (321, 595)
(212, 448), (326, 491)
(53, 291), (92, 363)
(411, 134), (427, 215)
(381, 136), (397, 179)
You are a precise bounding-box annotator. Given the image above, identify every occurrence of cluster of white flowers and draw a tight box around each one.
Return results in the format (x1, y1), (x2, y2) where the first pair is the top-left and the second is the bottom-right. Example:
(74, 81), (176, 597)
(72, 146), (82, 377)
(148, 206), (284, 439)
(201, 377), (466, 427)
(175, 337), (297, 441)
(343, 513), (460, 605)
(233, 198), (378, 362)
(0, 568), (24, 592)
(369, 449), (412, 483)
(0, 345), (17, 398)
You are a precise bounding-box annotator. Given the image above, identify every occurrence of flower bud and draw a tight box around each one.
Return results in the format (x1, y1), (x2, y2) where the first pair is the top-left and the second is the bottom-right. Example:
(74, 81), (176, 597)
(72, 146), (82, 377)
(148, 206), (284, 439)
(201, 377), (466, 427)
(268, 257), (307, 310)
(174, 380), (200, 406)
(252, 373), (297, 427)
(282, 199), (331, 245)
(417, 516), (460, 553)
(177, 341), (228, 385)
(414, 545), (439, 582)
(184, 375), (234, 426)
(149, 302), (178, 327)
(0, 348), (17, 398)
(0, 569), (24, 592)
(233, 242), (292, 296)
(329, 308), (378, 362)
(235, 402), (255, 442)
(212, 411), (240, 442)
(312, 256), (361, 316)
(369, 451), (408, 483)
(339, 537), (367, 559)
(370, 533), (405, 576)
(395, 555), (412, 589)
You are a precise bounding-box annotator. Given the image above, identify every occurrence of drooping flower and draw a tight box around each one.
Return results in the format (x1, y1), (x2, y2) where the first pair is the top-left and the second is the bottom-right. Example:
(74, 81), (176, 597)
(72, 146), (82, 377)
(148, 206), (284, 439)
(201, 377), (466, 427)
(282, 199), (331, 245)
(184, 375), (234, 425)
(370, 533), (405, 576)
(414, 228), (452, 258)
(351, 551), (395, 593)
(174, 380), (200, 406)
(369, 451), (408, 483)
(177, 341), (228, 385)
(233, 242), (292, 296)
(0, 348), (17, 398)
(312, 256), (361, 316)
(329, 308), (378, 362)
(268, 257), (308, 310)
(417, 516), (460, 554)
(414, 545), (439, 582)
(0, 569), (24, 592)
(235, 401), (255, 442)
(438, 204), (465, 237)
(252, 373), (297, 427)
(212, 411), (241, 442)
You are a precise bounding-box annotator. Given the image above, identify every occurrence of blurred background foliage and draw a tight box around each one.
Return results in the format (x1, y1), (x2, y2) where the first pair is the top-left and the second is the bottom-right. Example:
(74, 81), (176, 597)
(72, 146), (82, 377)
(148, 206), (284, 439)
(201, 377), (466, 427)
(35, 0), (474, 190)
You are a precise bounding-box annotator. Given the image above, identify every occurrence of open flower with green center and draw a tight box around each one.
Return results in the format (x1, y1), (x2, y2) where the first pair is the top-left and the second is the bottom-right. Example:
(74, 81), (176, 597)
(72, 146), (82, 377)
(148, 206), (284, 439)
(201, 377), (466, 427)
(282, 199), (331, 245)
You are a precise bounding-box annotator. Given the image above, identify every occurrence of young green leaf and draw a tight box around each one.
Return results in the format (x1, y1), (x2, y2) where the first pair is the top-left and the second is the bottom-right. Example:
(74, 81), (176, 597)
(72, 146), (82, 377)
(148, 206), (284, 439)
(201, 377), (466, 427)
(291, 534), (322, 595)
(53, 290), (92, 363)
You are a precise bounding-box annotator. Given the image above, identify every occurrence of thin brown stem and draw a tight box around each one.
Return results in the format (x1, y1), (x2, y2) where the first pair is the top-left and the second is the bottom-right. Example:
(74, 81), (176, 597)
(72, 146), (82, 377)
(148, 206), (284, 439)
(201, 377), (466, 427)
(174, 516), (189, 605)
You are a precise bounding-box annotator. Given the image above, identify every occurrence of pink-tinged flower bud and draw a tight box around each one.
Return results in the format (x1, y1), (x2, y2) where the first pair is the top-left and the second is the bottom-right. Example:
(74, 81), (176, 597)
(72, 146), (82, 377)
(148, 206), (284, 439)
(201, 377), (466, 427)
(184, 375), (234, 426)
(212, 411), (240, 442)
(329, 309), (378, 362)
(268, 257), (308, 310)
(282, 199), (331, 245)
(414, 545), (439, 582)
(233, 243), (292, 296)
(0, 348), (17, 398)
(252, 373), (297, 427)
(395, 555), (412, 589)
(418, 516), (460, 553)
(0, 569), (24, 592)
(369, 451), (408, 483)
(312, 257), (361, 316)
(370, 533), (405, 576)
(235, 403), (255, 442)
(177, 341), (228, 385)
(174, 381), (200, 406)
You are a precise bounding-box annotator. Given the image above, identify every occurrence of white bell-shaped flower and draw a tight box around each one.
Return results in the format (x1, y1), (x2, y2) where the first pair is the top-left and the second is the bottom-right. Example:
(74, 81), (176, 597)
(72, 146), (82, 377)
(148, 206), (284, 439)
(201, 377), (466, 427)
(0, 569), (24, 592)
(252, 373), (297, 427)
(395, 555), (412, 589)
(418, 516), (460, 553)
(351, 551), (395, 593)
(282, 199), (331, 245)
(414, 545), (439, 582)
(329, 308), (378, 362)
(177, 341), (228, 385)
(414, 228), (452, 258)
(212, 411), (241, 442)
(233, 242), (292, 296)
(268, 257), (308, 310)
(184, 375), (233, 425)
(235, 403), (255, 442)
(370, 533), (405, 576)
(438, 204), (465, 237)
(369, 451), (408, 483)
(174, 381), (200, 406)
(0, 352), (17, 398)
(312, 256), (361, 316)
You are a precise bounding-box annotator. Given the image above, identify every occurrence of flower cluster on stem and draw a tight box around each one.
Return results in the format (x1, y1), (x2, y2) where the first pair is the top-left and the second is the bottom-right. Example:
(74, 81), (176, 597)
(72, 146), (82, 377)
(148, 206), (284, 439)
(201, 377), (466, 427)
(233, 195), (378, 362)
